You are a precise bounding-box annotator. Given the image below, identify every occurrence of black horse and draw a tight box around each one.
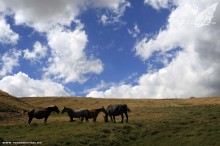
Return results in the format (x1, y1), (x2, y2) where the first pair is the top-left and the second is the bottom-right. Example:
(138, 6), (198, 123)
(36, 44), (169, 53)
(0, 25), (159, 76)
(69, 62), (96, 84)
(28, 105), (60, 125)
(104, 104), (131, 123)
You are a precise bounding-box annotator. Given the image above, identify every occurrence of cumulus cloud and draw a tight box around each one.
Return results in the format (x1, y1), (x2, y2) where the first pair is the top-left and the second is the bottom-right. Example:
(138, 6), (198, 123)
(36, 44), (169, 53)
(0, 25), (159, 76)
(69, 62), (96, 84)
(0, 15), (19, 45)
(0, 0), (130, 32)
(44, 23), (103, 83)
(23, 41), (48, 62)
(87, 84), (137, 98)
(0, 72), (71, 97)
(87, 0), (220, 99)
(0, 0), (81, 32)
(0, 49), (21, 76)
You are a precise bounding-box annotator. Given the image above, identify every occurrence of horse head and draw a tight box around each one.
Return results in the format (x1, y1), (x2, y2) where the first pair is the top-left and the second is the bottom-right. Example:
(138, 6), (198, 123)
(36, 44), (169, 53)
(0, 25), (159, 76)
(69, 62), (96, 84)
(46, 105), (59, 114)
(101, 107), (107, 114)
(61, 106), (66, 114)
(53, 105), (60, 114)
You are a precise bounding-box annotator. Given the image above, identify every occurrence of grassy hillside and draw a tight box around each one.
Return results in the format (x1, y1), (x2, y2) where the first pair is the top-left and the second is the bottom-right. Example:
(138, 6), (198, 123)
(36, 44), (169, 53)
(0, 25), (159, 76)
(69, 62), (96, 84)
(0, 90), (28, 112)
(0, 93), (220, 146)
(0, 90), (32, 122)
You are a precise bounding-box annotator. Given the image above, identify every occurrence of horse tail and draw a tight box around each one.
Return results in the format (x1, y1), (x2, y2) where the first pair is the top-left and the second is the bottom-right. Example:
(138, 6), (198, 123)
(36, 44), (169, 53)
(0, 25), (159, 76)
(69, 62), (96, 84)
(126, 105), (131, 112)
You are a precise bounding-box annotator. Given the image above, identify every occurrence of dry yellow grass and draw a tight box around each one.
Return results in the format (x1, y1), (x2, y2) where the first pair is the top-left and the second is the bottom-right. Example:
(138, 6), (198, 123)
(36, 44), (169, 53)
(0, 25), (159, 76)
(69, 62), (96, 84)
(0, 90), (31, 112)
(21, 96), (220, 108)
(1, 90), (220, 126)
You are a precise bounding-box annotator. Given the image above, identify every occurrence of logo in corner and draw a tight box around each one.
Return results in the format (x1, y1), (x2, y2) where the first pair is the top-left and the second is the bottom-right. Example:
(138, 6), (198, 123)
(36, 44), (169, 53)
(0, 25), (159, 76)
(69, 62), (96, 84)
(194, 2), (218, 27)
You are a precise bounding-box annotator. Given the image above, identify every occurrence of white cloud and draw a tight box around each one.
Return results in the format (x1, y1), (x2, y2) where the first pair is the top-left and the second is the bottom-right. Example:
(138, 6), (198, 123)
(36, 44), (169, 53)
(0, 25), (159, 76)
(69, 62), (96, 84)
(0, 0), (130, 32)
(98, 0), (131, 25)
(100, 14), (108, 25)
(44, 23), (103, 83)
(0, 49), (21, 76)
(128, 24), (140, 38)
(87, 84), (136, 98)
(87, 0), (220, 99)
(0, 15), (19, 45)
(0, 0), (81, 32)
(135, 0), (219, 60)
(0, 72), (71, 97)
(89, 0), (129, 9)
(23, 41), (48, 62)
(144, 0), (172, 10)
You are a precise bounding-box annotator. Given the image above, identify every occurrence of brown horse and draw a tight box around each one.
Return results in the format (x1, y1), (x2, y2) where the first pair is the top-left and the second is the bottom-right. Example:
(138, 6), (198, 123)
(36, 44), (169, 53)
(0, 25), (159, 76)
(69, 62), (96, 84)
(28, 105), (60, 125)
(87, 107), (106, 122)
(61, 107), (89, 122)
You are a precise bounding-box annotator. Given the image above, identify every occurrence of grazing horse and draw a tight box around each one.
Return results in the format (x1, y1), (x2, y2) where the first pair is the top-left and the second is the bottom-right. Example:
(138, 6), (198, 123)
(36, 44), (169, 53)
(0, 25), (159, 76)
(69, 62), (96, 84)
(61, 107), (89, 122)
(87, 107), (106, 122)
(28, 105), (60, 125)
(104, 104), (131, 123)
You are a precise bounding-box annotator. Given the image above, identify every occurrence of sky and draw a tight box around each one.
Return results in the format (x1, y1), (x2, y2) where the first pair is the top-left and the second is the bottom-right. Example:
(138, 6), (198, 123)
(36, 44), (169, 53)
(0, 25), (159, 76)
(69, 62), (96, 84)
(0, 0), (220, 99)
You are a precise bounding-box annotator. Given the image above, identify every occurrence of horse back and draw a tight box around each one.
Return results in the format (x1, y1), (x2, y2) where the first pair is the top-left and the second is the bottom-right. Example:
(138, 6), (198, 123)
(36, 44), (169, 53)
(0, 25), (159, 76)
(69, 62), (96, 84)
(107, 104), (130, 116)
(31, 108), (50, 119)
(88, 108), (102, 118)
(74, 109), (89, 117)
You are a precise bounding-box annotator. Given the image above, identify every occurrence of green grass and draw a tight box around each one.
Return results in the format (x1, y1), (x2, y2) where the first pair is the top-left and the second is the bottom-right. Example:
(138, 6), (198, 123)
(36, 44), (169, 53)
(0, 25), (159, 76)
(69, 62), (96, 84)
(1, 104), (220, 146)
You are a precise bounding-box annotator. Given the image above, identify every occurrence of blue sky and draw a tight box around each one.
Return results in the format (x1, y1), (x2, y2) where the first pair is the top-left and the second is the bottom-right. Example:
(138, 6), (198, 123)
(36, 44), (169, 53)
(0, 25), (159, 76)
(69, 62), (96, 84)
(0, 0), (220, 98)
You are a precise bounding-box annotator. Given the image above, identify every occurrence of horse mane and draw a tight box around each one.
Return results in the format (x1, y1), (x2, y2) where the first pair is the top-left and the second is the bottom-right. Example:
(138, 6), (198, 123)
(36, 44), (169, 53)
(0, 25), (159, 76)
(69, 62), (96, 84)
(64, 107), (73, 112)
(47, 105), (56, 108)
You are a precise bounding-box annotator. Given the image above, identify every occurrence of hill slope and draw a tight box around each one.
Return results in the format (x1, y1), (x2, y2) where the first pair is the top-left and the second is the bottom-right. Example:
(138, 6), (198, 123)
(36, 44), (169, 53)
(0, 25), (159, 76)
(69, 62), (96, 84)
(0, 90), (31, 112)
(0, 90), (32, 121)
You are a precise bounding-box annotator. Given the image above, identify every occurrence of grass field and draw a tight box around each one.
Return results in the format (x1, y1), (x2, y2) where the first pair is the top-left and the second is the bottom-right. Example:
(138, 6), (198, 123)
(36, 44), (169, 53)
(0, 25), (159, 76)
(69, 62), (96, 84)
(0, 91), (220, 146)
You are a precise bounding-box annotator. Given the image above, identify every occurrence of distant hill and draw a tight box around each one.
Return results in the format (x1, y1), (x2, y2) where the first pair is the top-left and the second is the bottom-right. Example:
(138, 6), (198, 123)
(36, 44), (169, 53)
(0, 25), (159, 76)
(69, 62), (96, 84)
(0, 90), (31, 113)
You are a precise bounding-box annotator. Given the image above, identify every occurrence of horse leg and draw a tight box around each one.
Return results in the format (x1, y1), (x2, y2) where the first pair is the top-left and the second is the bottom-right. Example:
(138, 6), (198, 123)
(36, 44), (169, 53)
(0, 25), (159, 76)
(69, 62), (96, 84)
(121, 114), (124, 123)
(84, 116), (88, 122)
(70, 116), (73, 122)
(93, 117), (97, 122)
(44, 116), (48, 123)
(110, 115), (113, 122)
(113, 116), (116, 123)
(125, 112), (128, 123)
(28, 116), (33, 125)
(28, 110), (34, 125)
(81, 116), (84, 121)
